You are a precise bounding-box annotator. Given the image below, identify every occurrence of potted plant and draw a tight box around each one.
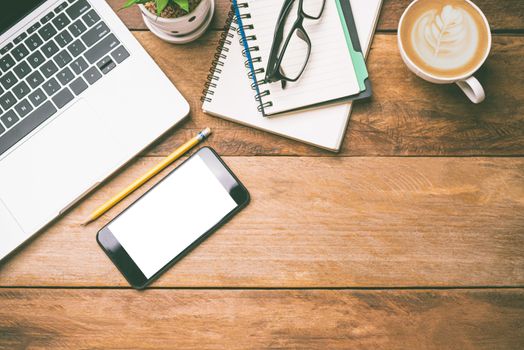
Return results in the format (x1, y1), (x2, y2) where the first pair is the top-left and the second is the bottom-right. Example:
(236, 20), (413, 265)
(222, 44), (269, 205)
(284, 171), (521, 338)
(123, 0), (215, 43)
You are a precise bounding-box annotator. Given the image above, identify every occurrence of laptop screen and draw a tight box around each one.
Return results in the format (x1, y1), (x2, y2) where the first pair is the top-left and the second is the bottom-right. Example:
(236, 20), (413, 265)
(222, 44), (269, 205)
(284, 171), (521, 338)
(1, 1), (47, 36)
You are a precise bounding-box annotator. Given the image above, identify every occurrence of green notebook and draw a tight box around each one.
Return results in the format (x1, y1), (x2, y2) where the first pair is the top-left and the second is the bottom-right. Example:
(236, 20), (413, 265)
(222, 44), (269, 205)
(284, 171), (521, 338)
(336, 0), (371, 96)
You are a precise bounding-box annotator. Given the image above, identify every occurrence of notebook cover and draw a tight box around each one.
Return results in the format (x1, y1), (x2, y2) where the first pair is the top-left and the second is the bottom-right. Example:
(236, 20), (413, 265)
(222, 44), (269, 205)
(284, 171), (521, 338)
(336, 0), (372, 100)
(233, 0), (372, 117)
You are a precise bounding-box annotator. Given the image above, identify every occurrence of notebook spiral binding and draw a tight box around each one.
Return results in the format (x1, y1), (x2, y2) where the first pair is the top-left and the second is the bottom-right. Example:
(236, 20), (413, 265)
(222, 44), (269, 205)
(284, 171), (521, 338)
(235, 2), (273, 113)
(200, 8), (236, 103)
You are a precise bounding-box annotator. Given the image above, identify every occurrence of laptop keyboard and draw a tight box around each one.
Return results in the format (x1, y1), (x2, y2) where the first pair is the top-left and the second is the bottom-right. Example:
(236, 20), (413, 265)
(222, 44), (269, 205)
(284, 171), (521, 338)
(0, 0), (130, 156)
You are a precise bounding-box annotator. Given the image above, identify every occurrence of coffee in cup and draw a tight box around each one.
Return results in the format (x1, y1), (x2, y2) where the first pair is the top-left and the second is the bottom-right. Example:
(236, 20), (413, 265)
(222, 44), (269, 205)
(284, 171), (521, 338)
(398, 0), (491, 103)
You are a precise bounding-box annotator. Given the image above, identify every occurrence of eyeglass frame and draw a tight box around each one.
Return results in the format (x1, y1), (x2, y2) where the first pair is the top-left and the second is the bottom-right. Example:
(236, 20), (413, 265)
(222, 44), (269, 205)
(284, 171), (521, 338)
(264, 0), (326, 88)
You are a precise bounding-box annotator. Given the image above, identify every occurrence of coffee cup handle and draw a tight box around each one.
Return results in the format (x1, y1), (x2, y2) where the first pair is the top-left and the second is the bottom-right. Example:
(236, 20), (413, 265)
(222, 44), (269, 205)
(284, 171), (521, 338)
(456, 76), (485, 104)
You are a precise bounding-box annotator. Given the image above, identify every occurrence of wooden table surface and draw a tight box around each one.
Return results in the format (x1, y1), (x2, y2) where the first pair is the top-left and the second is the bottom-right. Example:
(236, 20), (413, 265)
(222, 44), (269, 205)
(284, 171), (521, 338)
(1, 0), (523, 348)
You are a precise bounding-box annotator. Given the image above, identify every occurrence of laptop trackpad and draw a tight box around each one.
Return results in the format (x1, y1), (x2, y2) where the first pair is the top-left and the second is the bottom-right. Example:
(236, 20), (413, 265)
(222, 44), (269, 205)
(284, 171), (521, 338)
(0, 99), (121, 234)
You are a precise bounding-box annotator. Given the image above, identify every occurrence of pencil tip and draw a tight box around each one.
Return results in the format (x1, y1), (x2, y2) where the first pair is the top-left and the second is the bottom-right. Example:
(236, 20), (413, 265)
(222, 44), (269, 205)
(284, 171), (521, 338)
(81, 219), (92, 226)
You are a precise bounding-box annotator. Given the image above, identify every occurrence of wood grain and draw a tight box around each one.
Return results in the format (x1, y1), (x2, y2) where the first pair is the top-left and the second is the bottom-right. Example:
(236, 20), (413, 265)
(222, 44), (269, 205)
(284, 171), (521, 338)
(1, 2), (523, 347)
(1, 157), (522, 288)
(120, 33), (524, 157)
(107, 0), (524, 32)
(1, 289), (523, 349)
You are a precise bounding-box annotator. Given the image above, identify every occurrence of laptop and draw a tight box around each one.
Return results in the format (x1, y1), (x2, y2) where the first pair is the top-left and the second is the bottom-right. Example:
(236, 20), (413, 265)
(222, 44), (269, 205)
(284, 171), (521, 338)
(0, 0), (190, 260)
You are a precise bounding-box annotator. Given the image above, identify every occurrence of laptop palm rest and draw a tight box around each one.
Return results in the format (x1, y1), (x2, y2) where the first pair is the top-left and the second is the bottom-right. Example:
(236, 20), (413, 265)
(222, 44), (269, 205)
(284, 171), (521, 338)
(0, 99), (123, 234)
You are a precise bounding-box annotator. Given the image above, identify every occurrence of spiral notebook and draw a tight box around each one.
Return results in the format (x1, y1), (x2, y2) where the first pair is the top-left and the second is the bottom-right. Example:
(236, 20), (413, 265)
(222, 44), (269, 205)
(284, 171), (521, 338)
(235, 0), (370, 117)
(202, 0), (382, 151)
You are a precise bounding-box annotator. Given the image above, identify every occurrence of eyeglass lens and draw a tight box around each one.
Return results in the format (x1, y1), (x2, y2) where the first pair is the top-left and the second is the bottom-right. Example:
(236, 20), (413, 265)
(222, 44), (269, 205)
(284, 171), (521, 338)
(270, 0), (325, 83)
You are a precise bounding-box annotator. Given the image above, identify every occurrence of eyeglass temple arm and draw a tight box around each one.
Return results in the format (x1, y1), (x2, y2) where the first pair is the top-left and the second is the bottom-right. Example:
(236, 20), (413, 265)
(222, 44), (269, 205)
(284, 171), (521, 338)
(265, 0), (297, 79)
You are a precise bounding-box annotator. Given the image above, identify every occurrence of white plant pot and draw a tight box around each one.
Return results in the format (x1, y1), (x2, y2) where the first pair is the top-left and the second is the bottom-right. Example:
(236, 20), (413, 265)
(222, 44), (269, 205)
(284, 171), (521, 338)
(139, 0), (214, 43)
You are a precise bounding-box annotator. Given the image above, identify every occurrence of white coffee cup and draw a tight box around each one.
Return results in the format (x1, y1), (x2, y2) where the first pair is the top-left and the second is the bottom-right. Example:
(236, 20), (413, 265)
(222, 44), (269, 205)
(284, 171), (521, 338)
(398, 0), (492, 104)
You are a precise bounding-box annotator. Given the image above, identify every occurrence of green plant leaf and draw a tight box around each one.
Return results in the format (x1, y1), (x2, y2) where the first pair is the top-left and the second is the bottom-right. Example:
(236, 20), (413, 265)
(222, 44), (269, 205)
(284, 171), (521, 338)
(120, 0), (149, 10)
(121, 0), (190, 15)
(122, 0), (138, 9)
(156, 0), (170, 15)
(173, 0), (190, 12)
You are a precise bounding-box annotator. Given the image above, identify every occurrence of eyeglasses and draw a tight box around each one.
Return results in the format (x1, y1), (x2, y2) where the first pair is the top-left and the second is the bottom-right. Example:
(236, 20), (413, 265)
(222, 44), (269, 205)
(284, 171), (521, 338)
(264, 0), (326, 89)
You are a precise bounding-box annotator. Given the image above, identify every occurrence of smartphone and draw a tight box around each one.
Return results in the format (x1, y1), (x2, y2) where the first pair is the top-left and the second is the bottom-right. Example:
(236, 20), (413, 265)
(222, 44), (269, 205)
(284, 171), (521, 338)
(97, 147), (250, 289)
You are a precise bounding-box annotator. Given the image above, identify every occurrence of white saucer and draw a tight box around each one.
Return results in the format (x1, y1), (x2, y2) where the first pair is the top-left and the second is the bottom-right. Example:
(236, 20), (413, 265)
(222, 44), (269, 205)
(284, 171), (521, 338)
(142, 0), (215, 44)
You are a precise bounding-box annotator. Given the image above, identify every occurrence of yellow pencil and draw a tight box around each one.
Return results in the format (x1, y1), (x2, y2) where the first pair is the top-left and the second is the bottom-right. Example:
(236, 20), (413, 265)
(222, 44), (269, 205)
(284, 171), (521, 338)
(82, 128), (212, 226)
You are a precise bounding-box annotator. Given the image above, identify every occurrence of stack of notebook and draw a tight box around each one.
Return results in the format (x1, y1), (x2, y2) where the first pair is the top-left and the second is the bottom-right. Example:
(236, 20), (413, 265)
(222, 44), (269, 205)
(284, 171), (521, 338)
(202, 0), (383, 151)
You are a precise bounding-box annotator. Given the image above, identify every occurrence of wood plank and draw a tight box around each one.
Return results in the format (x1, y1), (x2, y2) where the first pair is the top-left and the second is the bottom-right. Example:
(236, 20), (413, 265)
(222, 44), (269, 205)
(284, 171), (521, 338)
(128, 32), (524, 157)
(1, 157), (522, 287)
(1, 289), (523, 349)
(107, 0), (524, 32)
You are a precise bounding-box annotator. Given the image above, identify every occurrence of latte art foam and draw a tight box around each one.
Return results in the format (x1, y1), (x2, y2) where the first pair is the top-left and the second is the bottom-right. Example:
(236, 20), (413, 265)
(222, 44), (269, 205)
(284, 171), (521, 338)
(412, 5), (478, 71)
(399, 0), (490, 78)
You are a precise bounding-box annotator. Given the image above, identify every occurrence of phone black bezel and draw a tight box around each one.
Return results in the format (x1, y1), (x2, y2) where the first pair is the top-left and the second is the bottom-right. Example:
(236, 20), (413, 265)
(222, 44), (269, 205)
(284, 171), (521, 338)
(96, 147), (250, 289)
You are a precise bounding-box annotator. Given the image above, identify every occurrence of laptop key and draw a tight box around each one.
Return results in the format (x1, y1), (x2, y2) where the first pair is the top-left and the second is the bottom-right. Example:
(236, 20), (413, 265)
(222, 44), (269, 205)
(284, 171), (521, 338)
(53, 13), (71, 31)
(13, 81), (31, 99)
(0, 91), (17, 110)
(83, 66), (102, 85)
(42, 41), (60, 58)
(68, 40), (86, 57)
(69, 77), (88, 95)
(0, 122), (5, 135)
(0, 110), (19, 129)
(14, 33), (28, 44)
(40, 60), (59, 78)
(13, 61), (31, 79)
(52, 88), (74, 109)
(69, 20), (87, 37)
(56, 30), (73, 47)
(54, 49), (72, 67)
(57, 67), (74, 85)
(28, 88), (46, 107)
(1, 71), (18, 90)
(54, 1), (69, 13)
(66, 0), (91, 20)
(27, 51), (46, 68)
(39, 23), (58, 41)
(97, 56), (116, 74)
(0, 101), (57, 156)
(111, 46), (130, 64)
(82, 10), (101, 27)
(70, 56), (89, 74)
(14, 99), (34, 118)
(84, 34), (120, 64)
(81, 22), (109, 47)
(0, 54), (16, 72)
(0, 43), (14, 56)
(41, 11), (55, 24)
(27, 22), (42, 34)
(12, 44), (30, 61)
(43, 78), (61, 96)
(1, 72), (18, 90)
(27, 70), (45, 88)
(25, 33), (44, 51)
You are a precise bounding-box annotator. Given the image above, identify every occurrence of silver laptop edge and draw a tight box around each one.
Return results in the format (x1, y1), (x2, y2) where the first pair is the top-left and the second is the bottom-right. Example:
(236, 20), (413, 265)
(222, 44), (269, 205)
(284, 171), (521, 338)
(0, 0), (190, 260)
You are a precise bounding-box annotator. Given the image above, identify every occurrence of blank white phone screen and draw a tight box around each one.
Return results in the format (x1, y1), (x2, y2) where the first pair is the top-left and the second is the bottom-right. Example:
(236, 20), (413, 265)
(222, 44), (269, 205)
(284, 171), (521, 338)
(108, 155), (237, 279)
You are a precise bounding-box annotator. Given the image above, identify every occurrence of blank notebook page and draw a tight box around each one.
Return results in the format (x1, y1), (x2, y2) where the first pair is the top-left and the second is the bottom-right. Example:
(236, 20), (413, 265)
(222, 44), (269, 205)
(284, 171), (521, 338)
(246, 0), (360, 115)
